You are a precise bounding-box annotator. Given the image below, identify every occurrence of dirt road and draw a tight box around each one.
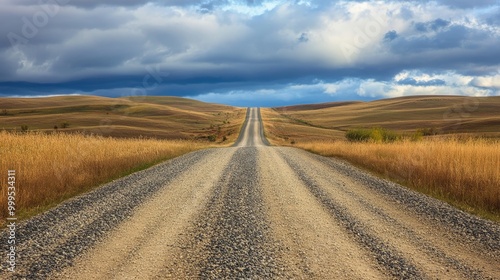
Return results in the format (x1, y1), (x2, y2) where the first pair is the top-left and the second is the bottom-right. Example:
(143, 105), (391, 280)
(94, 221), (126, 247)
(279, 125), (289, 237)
(1, 108), (499, 279)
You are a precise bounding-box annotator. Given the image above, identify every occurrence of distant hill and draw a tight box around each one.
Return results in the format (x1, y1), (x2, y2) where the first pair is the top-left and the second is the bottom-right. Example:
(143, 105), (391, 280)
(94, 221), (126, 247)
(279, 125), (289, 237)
(264, 95), (500, 142)
(0, 95), (245, 141)
(278, 101), (362, 111)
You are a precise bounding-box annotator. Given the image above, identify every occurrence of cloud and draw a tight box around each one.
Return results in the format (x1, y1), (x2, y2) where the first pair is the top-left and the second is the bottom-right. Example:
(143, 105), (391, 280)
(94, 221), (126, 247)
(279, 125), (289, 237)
(470, 75), (500, 89)
(396, 77), (446, 86)
(384, 30), (398, 41)
(414, 19), (450, 32)
(434, 0), (498, 9)
(0, 0), (499, 105)
(9, 0), (218, 9)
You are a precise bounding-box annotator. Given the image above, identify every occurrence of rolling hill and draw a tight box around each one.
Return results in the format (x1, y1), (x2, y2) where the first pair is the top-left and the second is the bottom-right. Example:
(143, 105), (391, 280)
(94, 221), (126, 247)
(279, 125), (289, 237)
(262, 95), (500, 143)
(0, 95), (246, 142)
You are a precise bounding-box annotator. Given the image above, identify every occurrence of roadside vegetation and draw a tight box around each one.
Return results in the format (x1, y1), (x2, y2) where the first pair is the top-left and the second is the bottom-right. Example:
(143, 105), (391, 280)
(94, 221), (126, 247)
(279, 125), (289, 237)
(261, 106), (500, 220)
(297, 138), (500, 220)
(0, 131), (209, 225)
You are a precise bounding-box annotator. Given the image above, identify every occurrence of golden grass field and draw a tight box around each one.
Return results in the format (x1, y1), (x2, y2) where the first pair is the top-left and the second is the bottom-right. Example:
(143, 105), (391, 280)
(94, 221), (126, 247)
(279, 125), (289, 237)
(0, 96), (246, 226)
(0, 132), (208, 226)
(262, 96), (500, 219)
(295, 140), (500, 219)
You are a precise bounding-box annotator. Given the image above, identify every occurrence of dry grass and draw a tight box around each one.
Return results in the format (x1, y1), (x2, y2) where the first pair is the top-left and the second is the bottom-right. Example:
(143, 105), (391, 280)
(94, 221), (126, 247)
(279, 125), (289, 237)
(296, 139), (500, 218)
(261, 108), (343, 144)
(0, 131), (207, 225)
(0, 95), (246, 142)
(271, 96), (500, 139)
(261, 105), (500, 219)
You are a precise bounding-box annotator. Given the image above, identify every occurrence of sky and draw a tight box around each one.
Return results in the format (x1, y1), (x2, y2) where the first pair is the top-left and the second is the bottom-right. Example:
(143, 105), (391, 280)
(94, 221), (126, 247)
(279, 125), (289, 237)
(0, 0), (499, 107)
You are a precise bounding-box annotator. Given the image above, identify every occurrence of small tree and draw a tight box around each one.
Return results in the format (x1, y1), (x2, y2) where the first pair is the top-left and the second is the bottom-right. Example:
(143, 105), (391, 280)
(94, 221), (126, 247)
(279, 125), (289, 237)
(21, 125), (28, 132)
(61, 122), (70, 128)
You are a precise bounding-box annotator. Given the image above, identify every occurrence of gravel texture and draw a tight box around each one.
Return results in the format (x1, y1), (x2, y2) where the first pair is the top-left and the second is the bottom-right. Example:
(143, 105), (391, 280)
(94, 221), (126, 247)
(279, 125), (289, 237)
(276, 147), (500, 279)
(279, 149), (423, 279)
(0, 149), (217, 279)
(302, 148), (500, 256)
(2, 107), (499, 280)
(180, 147), (285, 279)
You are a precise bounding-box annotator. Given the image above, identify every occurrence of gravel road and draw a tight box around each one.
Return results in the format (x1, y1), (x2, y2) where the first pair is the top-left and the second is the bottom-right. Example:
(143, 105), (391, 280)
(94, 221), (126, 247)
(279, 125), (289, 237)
(1, 108), (499, 279)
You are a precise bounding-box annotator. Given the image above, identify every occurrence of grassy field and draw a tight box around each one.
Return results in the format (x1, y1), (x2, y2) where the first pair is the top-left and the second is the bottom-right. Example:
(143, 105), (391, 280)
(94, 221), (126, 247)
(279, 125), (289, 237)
(267, 95), (500, 144)
(0, 132), (210, 226)
(295, 139), (500, 220)
(0, 95), (246, 143)
(0, 96), (246, 226)
(261, 96), (500, 220)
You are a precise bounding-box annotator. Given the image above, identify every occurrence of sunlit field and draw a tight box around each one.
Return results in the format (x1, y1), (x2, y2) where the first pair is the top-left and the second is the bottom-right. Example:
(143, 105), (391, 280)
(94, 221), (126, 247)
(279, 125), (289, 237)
(261, 98), (500, 220)
(0, 131), (207, 225)
(296, 139), (500, 219)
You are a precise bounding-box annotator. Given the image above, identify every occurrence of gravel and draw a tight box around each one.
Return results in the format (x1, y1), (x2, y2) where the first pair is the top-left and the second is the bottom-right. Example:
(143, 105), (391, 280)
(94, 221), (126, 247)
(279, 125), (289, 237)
(299, 148), (500, 256)
(278, 147), (500, 279)
(0, 149), (217, 279)
(180, 147), (285, 279)
(278, 149), (423, 279)
(2, 108), (499, 279)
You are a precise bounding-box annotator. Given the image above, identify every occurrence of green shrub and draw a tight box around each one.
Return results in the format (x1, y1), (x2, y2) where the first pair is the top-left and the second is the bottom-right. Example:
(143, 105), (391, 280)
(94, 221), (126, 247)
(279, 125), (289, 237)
(411, 131), (424, 141)
(346, 129), (372, 142)
(382, 129), (400, 142)
(346, 127), (401, 143)
(370, 128), (384, 143)
(207, 135), (216, 142)
(418, 127), (439, 136)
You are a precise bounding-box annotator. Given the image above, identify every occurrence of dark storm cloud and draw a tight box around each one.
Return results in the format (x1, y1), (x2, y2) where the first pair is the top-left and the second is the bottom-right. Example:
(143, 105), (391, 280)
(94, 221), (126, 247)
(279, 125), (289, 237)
(0, 53), (18, 79)
(0, 0), (499, 105)
(50, 30), (146, 71)
(388, 25), (492, 53)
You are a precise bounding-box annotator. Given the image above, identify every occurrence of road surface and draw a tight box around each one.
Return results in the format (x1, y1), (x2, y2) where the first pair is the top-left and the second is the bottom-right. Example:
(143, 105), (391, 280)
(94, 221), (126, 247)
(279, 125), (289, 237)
(1, 108), (499, 279)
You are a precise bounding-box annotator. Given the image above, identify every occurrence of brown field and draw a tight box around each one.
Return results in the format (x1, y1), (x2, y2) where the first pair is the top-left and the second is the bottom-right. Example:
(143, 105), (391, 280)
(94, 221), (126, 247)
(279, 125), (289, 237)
(0, 95), (246, 143)
(0, 96), (246, 225)
(265, 95), (500, 144)
(261, 95), (500, 219)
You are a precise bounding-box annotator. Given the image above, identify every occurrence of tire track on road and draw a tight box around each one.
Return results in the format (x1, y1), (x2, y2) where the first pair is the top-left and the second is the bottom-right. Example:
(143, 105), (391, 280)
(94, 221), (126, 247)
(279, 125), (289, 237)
(4, 107), (499, 279)
(179, 147), (285, 279)
(259, 147), (386, 279)
(55, 148), (237, 279)
(278, 147), (500, 279)
(277, 148), (423, 279)
(1, 149), (217, 279)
